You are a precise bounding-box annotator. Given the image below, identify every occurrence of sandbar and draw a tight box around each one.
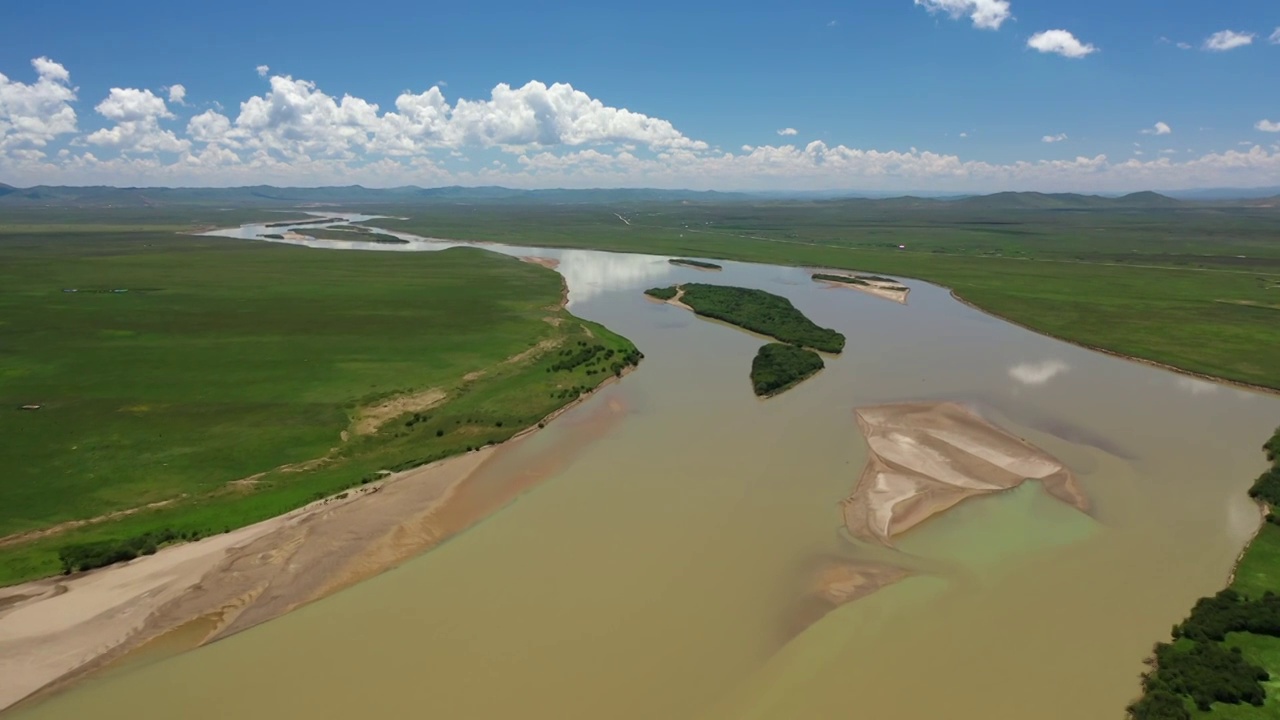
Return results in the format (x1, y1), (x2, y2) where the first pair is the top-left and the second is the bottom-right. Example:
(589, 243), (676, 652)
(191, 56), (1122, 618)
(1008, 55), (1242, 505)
(813, 271), (910, 305)
(843, 402), (1090, 545)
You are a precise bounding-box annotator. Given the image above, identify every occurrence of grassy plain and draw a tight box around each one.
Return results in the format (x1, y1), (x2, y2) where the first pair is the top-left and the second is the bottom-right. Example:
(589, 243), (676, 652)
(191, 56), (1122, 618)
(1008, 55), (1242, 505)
(0, 214), (638, 583)
(370, 201), (1280, 390)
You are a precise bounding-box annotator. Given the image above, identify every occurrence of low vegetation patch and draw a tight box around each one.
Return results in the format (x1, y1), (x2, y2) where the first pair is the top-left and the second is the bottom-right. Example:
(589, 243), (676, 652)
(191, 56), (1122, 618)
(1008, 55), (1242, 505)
(813, 273), (870, 286)
(670, 258), (722, 270)
(1129, 428), (1280, 719)
(750, 343), (824, 397)
(645, 286), (679, 301)
(671, 283), (845, 353)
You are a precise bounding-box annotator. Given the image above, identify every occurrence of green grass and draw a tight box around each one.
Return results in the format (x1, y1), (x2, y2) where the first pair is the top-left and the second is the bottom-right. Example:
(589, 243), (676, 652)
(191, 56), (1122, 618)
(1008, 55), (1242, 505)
(0, 223), (639, 584)
(1232, 525), (1280, 601)
(1197, 635), (1280, 719)
(370, 202), (1280, 390)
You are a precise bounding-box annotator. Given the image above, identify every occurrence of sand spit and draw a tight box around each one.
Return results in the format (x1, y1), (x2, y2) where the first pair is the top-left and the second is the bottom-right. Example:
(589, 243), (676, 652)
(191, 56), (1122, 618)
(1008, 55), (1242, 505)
(520, 256), (561, 270)
(813, 272), (909, 305)
(788, 557), (913, 641)
(844, 402), (1090, 546)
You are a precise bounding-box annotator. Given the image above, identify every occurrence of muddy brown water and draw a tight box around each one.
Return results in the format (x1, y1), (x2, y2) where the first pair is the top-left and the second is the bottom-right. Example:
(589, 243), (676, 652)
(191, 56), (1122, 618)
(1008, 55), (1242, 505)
(12, 217), (1280, 719)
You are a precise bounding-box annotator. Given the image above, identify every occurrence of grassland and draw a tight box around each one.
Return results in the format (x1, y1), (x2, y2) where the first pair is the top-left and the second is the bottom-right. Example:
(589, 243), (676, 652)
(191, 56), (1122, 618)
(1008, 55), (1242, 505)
(369, 200), (1280, 390)
(645, 283), (845, 353)
(750, 343), (824, 397)
(0, 216), (639, 584)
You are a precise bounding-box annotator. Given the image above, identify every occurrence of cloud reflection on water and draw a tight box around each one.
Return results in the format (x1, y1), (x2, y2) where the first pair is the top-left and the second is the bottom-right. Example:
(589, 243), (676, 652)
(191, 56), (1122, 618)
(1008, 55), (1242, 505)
(1008, 360), (1070, 387)
(555, 250), (676, 307)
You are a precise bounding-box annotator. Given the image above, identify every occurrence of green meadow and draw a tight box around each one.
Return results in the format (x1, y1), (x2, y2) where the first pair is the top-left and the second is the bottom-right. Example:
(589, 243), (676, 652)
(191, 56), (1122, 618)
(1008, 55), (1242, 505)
(372, 200), (1280, 390)
(0, 216), (638, 583)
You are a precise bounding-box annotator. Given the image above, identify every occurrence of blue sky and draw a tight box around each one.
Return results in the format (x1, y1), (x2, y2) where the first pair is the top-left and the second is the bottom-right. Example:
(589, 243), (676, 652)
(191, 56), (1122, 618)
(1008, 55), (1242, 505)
(1, 0), (1278, 191)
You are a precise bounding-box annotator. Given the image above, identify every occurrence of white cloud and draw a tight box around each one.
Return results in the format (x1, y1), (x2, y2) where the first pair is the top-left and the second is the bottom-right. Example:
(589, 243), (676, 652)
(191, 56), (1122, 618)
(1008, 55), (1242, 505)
(12, 59), (1280, 193)
(914, 0), (1011, 30)
(0, 56), (78, 152)
(1042, 133), (1068, 143)
(256, 65), (270, 77)
(1009, 360), (1070, 386)
(959, 132), (968, 138)
(827, 20), (838, 27)
(1027, 30), (1098, 58)
(1203, 30), (1255, 52)
(1141, 121), (1173, 136)
(1271, 28), (1280, 45)
(777, 127), (798, 136)
(86, 88), (189, 154)
(167, 84), (186, 105)
(1256, 120), (1280, 133)
(1176, 42), (1192, 50)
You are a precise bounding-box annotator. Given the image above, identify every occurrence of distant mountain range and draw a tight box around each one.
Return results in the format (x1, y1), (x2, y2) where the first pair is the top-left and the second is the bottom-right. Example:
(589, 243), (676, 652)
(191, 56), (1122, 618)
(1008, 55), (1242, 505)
(0, 183), (1275, 209)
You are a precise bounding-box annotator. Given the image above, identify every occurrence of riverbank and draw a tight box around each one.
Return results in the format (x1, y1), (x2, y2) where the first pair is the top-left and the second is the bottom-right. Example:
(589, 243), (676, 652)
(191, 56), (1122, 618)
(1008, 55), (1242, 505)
(0, 359), (636, 712)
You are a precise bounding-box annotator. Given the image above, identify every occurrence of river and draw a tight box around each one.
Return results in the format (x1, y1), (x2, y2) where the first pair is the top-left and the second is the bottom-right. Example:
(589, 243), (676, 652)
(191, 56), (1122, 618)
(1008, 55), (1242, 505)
(12, 215), (1280, 719)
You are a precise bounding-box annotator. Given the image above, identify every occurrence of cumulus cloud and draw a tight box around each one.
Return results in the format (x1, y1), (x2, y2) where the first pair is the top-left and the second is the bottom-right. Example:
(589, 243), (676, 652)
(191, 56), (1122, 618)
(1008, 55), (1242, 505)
(1009, 360), (1070, 386)
(777, 127), (798, 136)
(167, 84), (186, 105)
(1203, 30), (1254, 52)
(1027, 30), (1098, 58)
(11, 58), (1280, 193)
(1042, 133), (1068, 143)
(256, 65), (270, 77)
(914, 0), (1011, 30)
(1257, 120), (1280, 133)
(186, 74), (709, 161)
(86, 88), (189, 154)
(0, 56), (78, 152)
(1141, 122), (1173, 136)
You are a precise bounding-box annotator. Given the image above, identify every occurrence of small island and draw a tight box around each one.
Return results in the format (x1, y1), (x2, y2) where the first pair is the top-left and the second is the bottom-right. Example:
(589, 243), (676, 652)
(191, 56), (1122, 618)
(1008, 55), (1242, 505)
(751, 343), (824, 397)
(813, 272), (909, 304)
(669, 258), (722, 271)
(645, 283), (842, 396)
(644, 283), (845, 353)
(297, 227), (410, 244)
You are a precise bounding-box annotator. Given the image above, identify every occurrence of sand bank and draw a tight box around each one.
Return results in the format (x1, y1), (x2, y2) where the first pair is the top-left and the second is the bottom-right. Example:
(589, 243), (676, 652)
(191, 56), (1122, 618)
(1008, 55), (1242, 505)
(814, 272), (910, 304)
(844, 402), (1090, 545)
(0, 450), (494, 711)
(520, 256), (561, 270)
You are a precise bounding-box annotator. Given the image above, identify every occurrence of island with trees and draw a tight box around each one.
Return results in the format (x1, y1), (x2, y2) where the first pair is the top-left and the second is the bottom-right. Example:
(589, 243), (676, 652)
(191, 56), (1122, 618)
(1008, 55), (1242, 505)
(644, 283), (845, 353)
(751, 343), (824, 397)
(644, 283), (842, 396)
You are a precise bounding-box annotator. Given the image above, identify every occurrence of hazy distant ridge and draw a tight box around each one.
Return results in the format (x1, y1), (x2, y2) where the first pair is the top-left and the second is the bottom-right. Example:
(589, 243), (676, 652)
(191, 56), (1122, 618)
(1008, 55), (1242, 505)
(0, 184), (1273, 208)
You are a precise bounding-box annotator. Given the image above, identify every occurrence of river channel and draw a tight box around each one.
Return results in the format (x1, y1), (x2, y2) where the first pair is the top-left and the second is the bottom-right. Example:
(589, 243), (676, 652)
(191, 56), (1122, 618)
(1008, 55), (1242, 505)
(14, 215), (1280, 720)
